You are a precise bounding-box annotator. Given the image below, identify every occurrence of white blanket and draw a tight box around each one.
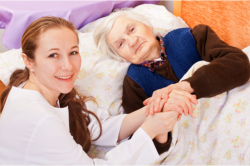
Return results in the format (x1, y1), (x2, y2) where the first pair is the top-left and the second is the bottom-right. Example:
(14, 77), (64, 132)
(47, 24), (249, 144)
(154, 46), (250, 164)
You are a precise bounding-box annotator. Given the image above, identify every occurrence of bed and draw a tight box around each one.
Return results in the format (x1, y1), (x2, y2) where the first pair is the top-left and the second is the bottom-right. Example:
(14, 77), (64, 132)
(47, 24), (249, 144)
(1, 1), (250, 164)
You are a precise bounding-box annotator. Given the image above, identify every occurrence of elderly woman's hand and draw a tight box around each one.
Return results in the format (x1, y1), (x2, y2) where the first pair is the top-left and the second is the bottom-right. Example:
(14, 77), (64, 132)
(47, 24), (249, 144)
(145, 89), (198, 118)
(144, 81), (197, 116)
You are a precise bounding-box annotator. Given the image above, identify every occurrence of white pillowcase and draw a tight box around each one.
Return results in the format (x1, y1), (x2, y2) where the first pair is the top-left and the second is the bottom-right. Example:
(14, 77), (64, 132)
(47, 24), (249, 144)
(0, 4), (188, 116)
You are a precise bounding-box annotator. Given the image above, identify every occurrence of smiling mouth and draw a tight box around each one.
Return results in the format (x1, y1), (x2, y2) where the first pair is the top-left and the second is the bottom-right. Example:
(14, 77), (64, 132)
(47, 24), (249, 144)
(135, 42), (145, 54)
(55, 75), (73, 80)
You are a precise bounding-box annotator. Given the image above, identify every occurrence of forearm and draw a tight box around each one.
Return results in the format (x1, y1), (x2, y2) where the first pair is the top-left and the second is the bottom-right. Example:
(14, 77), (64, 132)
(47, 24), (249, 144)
(184, 54), (250, 98)
(155, 133), (168, 143)
(186, 24), (250, 98)
(122, 75), (148, 114)
(118, 106), (147, 141)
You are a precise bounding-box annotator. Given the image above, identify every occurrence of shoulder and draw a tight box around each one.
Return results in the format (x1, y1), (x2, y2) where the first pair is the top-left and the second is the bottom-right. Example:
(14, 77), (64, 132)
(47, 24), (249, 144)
(3, 87), (61, 122)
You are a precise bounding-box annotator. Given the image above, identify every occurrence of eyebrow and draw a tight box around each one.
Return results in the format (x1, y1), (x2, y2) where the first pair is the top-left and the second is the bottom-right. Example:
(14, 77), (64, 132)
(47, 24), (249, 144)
(71, 46), (79, 49)
(47, 46), (79, 52)
(112, 23), (132, 46)
(47, 48), (59, 52)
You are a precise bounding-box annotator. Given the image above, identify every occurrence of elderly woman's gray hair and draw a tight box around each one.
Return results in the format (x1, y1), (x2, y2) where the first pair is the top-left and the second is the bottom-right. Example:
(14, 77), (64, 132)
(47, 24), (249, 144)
(93, 9), (152, 61)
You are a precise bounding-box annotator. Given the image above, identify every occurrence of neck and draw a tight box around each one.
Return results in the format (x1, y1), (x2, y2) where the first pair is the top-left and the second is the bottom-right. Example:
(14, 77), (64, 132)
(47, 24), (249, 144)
(153, 39), (161, 60)
(150, 37), (161, 60)
(23, 73), (59, 107)
(156, 39), (161, 58)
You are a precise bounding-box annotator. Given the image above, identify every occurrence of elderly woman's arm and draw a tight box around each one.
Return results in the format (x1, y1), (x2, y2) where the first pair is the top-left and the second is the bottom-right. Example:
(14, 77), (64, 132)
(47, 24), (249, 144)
(184, 24), (250, 98)
(143, 24), (250, 115)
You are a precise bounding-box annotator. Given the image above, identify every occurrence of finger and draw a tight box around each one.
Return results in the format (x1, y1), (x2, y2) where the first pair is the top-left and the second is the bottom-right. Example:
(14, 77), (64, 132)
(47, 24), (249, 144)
(192, 95), (198, 104)
(189, 104), (194, 118)
(169, 91), (193, 116)
(167, 97), (189, 116)
(143, 98), (150, 105)
(149, 102), (155, 115)
(166, 103), (184, 115)
(164, 107), (181, 118)
(177, 114), (182, 121)
(150, 90), (160, 104)
(172, 90), (198, 105)
(153, 97), (162, 112)
(161, 86), (172, 99)
(159, 95), (169, 112)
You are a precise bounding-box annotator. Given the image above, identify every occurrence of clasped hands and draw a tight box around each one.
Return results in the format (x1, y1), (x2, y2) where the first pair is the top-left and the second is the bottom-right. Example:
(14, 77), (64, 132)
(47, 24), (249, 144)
(143, 81), (198, 143)
(144, 81), (198, 118)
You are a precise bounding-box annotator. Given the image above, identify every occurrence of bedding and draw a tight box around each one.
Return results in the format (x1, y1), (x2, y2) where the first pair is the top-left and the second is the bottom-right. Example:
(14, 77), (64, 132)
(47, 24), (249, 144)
(153, 46), (250, 164)
(0, 4), (188, 159)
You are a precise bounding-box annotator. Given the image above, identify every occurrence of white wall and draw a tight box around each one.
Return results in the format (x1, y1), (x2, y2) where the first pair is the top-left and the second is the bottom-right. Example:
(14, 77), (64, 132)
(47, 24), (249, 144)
(0, 1), (173, 52)
(158, 0), (173, 13)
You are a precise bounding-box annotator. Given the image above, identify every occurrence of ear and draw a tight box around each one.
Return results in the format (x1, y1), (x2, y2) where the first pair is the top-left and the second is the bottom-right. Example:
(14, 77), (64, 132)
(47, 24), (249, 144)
(22, 53), (33, 70)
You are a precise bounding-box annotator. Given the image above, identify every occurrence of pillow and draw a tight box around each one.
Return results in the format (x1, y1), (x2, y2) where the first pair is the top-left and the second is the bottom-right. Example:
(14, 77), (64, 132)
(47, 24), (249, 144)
(0, 4), (188, 117)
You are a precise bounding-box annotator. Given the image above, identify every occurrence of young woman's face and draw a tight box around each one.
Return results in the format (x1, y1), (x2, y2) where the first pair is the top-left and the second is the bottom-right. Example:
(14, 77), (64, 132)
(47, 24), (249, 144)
(31, 27), (81, 94)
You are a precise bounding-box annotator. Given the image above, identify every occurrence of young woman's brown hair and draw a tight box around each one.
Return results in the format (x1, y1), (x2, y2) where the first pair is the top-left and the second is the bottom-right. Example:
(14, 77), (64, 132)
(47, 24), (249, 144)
(0, 16), (102, 152)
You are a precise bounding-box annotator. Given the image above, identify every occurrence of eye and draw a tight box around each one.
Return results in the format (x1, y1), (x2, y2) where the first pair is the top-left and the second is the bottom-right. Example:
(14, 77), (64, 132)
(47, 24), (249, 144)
(130, 27), (135, 32)
(119, 42), (123, 47)
(49, 53), (58, 58)
(70, 51), (78, 55)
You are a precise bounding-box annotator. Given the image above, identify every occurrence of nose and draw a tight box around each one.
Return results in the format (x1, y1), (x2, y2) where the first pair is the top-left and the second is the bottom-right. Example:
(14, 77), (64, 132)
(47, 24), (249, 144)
(61, 55), (73, 71)
(127, 35), (138, 48)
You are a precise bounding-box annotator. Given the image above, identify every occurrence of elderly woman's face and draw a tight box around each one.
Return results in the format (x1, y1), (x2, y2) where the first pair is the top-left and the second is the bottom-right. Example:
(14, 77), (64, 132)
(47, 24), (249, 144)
(107, 17), (160, 64)
(30, 27), (81, 94)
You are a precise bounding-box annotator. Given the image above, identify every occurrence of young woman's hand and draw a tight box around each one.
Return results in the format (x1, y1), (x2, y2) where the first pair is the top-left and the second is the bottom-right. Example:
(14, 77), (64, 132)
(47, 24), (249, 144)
(145, 89), (198, 118)
(141, 111), (178, 140)
(144, 81), (196, 116)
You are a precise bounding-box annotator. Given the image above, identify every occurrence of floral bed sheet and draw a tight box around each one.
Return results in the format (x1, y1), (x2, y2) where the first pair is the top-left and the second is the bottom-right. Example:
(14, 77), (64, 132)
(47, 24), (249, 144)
(155, 46), (250, 165)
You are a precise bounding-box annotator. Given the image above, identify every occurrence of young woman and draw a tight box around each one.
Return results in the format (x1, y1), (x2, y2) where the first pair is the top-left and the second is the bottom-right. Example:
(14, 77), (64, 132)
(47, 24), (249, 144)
(0, 16), (182, 165)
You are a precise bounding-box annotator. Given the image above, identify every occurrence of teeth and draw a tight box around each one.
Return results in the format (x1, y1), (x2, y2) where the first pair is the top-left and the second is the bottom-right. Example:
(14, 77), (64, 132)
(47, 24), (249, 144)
(56, 75), (72, 79)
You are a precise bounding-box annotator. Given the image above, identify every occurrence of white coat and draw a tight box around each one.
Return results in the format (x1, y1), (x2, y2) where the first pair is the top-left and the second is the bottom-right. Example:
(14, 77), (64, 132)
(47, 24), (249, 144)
(0, 84), (159, 165)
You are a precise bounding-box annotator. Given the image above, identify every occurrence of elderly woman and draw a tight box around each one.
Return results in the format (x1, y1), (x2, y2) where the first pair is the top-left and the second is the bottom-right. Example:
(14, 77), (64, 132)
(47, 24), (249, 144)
(94, 10), (250, 154)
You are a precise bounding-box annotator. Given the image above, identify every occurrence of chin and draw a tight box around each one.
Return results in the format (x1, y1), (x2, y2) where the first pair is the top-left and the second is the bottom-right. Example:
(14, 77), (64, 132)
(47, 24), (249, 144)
(59, 87), (74, 95)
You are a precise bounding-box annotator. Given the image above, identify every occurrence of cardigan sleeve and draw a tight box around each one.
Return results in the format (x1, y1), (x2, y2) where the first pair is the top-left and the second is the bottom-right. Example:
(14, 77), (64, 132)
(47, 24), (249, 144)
(183, 24), (250, 98)
(122, 75), (148, 114)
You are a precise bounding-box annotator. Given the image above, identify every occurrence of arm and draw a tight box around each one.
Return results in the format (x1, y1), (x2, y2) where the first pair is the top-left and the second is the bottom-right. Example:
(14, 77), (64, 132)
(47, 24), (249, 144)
(122, 75), (148, 114)
(118, 106), (147, 141)
(122, 75), (172, 154)
(184, 24), (250, 98)
(29, 116), (160, 165)
(87, 100), (172, 148)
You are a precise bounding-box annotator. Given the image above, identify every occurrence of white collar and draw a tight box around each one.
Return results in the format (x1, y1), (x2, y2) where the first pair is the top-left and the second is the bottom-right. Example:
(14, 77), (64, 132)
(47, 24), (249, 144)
(154, 58), (162, 61)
